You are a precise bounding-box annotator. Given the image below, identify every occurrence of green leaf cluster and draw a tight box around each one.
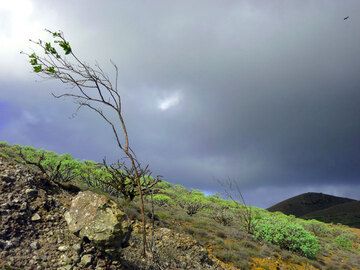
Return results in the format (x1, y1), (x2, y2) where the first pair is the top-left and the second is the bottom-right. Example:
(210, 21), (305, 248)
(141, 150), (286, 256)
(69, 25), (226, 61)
(28, 53), (42, 73)
(45, 42), (58, 55)
(58, 40), (71, 55)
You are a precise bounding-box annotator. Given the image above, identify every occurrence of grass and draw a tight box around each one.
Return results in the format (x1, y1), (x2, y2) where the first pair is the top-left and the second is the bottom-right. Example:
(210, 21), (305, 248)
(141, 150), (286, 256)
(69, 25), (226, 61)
(1, 141), (360, 268)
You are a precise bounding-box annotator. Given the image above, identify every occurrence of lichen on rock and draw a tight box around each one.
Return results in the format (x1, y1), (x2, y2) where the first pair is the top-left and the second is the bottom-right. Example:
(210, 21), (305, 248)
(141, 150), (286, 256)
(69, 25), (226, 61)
(64, 191), (127, 249)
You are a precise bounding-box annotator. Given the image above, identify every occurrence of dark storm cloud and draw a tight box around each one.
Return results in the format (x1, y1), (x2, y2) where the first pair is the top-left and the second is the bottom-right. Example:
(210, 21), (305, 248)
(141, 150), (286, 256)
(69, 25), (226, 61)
(1, 0), (360, 207)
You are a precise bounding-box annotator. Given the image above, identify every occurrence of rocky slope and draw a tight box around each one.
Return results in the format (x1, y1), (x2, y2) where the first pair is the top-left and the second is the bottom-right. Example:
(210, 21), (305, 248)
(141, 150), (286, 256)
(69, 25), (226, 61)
(0, 158), (222, 270)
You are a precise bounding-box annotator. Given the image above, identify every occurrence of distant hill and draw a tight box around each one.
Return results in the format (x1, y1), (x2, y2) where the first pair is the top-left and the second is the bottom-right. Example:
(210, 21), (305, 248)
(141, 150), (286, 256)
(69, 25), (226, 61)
(268, 192), (360, 228)
(303, 201), (360, 228)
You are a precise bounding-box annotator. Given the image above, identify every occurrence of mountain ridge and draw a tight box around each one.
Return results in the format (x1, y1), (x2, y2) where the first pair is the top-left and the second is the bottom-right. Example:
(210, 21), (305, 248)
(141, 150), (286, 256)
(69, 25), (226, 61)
(268, 192), (360, 228)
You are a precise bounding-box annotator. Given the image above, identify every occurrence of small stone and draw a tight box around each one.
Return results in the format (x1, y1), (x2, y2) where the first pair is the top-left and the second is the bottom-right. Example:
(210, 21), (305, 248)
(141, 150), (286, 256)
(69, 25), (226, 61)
(59, 254), (71, 265)
(58, 245), (69, 252)
(58, 265), (72, 270)
(20, 202), (28, 211)
(30, 241), (40, 250)
(25, 188), (38, 198)
(2, 240), (14, 250)
(11, 238), (20, 247)
(31, 213), (41, 221)
(72, 243), (81, 253)
(71, 253), (80, 262)
(12, 198), (20, 203)
(79, 254), (93, 267)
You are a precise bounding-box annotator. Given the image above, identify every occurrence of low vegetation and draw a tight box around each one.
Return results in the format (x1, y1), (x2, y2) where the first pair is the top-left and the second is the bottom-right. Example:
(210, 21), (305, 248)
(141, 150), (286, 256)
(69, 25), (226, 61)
(1, 141), (360, 269)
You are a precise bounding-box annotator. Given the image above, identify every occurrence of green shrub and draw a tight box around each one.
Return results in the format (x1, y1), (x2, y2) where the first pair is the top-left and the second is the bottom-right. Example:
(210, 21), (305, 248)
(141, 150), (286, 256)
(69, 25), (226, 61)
(253, 216), (320, 258)
(155, 181), (173, 189)
(213, 207), (234, 226)
(335, 234), (353, 250)
(0, 141), (9, 147)
(303, 219), (331, 237)
(207, 194), (238, 209)
(152, 194), (173, 206)
(177, 190), (209, 216)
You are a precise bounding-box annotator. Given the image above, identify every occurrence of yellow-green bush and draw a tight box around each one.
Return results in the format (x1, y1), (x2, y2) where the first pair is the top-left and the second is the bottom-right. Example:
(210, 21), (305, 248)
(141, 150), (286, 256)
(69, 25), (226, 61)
(254, 216), (320, 258)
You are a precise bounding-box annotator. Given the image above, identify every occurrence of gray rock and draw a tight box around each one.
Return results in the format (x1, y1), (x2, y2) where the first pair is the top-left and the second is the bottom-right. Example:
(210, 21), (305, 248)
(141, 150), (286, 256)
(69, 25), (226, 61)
(72, 243), (81, 253)
(31, 213), (41, 221)
(30, 241), (40, 250)
(58, 265), (72, 270)
(25, 188), (38, 198)
(58, 245), (69, 252)
(64, 191), (127, 248)
(79, 254), (93, 267)
(0, 240), (14, 250)
(20, 202), (28, 211)
(59, 254), (71, 266)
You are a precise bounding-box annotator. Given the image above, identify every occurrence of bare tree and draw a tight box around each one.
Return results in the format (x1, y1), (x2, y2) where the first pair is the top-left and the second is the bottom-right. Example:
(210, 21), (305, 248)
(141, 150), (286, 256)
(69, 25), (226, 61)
(99, 158), (160, 202)
(18, 149), (73, 183)
(22, 29), (154, 256)
(218, 178), (254, 234)
(17, 149), (81, 193)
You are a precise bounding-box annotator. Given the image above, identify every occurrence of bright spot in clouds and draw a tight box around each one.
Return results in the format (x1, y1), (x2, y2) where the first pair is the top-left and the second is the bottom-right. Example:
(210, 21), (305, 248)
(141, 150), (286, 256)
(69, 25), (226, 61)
(157, 91), (182, 111)
(0, 0), (36, 41)
(0, 0), (43, 76)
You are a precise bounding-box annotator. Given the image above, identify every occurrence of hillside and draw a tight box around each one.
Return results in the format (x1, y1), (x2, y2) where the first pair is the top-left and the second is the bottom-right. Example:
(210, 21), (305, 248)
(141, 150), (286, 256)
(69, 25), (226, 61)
(268, 192), (360, 229)
(267, 192), (356, 217)
(1, 142), (360, 269)
(303, 201), (360, 228)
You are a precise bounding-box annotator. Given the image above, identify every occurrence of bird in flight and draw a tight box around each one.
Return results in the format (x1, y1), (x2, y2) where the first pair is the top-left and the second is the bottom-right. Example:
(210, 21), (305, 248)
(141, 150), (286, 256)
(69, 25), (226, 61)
(344, 16), (349, 20)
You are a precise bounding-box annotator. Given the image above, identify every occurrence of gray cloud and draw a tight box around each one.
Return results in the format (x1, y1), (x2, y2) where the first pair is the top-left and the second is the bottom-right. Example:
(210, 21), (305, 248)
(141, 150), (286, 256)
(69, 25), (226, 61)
(1, 1), (360, 207)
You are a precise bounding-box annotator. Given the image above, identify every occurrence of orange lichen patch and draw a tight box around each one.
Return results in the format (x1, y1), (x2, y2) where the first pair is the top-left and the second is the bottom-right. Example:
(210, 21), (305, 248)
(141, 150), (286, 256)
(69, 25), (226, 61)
(251, 257), (318, 270)
(349, 228), (360, 251)
(350, 228), (360, 238)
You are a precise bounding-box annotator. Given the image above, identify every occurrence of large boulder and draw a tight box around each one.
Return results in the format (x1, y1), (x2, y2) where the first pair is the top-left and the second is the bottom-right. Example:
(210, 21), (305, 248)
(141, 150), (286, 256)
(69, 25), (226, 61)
(64, 191), (128, 249)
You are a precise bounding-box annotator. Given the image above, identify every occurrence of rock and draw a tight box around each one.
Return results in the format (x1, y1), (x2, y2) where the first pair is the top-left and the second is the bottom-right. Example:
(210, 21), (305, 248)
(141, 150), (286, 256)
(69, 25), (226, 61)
(58, 265), (72, 270)
(12, 198), (20, 203)
(72, 243), (81, 253)
(25, 188), (38, 198)
(10, 238), (20, 248)
(30, 241), (40, 250)
(31, 213), (41, 221)
(64, 191), (127, 248)
(79, 254), (93, 267)
(20, 202), (28, 211)
(58, 245), (69, 252)
(59, 254), (71, 265)
(0, 240), (14, 250)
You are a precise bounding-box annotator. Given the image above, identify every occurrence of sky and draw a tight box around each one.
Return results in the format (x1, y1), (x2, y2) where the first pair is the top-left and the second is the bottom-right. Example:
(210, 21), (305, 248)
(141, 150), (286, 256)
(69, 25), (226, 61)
(1, 0), (360, 207)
